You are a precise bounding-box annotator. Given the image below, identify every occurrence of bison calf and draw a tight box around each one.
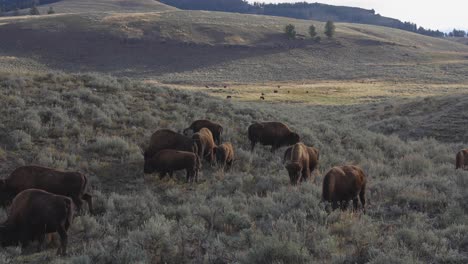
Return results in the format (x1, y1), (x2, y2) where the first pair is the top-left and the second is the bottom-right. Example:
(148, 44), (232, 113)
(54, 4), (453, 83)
(0, 166), (93, 214)
(248, 122), (300, 152)
(284, 144), (319, 183)
(284, 143), (310, 185)
(183, 120), (224, 145)
(144, 150), (201, 183)
(456, 149), (468, 170)
(214, 143), (235, 171)
(0, 189), (74, 255)
(192, 128), (216, 164)
(322, 165), (367, 212)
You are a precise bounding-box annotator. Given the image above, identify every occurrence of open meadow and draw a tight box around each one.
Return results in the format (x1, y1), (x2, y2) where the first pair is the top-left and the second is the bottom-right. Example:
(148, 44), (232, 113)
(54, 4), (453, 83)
(0, 0), (467, 263)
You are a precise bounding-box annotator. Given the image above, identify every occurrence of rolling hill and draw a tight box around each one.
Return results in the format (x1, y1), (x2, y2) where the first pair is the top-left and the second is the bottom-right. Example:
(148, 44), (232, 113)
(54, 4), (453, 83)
(5, 0), (177, 15)
(0, 9), (467, 83)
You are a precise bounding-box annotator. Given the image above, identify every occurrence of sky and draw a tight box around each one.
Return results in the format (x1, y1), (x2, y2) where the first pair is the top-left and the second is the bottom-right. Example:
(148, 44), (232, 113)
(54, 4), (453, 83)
(250, 0), (468, 31)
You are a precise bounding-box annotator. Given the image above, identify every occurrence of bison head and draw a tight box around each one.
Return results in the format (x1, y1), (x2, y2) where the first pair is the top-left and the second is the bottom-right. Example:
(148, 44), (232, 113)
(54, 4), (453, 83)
(143, 159), (156, 174)
(288, 132), (300, 146)
(183, 128), (194, 137)
(285, 162), (302, 185)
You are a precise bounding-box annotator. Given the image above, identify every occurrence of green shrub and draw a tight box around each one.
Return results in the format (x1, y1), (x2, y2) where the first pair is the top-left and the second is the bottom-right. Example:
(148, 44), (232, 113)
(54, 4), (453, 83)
(325, 21), (336, 38)
(284, 24), (296, 39)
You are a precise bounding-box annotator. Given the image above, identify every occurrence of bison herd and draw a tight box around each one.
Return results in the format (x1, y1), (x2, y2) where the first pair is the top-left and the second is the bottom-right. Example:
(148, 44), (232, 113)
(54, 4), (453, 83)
(0, 119), (467, 256)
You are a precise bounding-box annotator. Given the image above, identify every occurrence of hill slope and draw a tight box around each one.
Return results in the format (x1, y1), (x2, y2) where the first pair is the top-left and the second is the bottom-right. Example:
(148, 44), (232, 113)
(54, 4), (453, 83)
(0, 10), (467, 83)
(0, 71), (467, 263)
(9, 0), (177, 15)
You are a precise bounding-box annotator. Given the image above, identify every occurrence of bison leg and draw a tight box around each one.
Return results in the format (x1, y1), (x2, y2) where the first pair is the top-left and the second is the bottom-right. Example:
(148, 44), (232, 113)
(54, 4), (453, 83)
(359, 189), (366, 213)
(340, 201), (349, 211)
(37, 232), (46, 252)
(226, 160), (233, 171)
(352, 198), (359, 212)
(250, 141), (256, 152)
(72, 196), (84, 212)
(82, 193), (94, 214)
(57, 225), (68, 256)
(331, 201), (339, 211)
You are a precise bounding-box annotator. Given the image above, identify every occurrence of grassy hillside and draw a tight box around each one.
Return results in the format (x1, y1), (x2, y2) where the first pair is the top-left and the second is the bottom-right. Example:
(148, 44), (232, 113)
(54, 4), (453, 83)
(0, 72), (467, 263)
(8, 0), (177, 15)
(0, 11), (467, 83)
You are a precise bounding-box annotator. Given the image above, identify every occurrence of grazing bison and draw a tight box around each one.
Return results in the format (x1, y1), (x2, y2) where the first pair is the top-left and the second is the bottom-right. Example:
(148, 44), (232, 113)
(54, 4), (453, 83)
(144, 129), (198, 161)
(144, 150), (201, 183)
(322, 165), (367, 212)
(183, 120), (224, 145)
(260, 96), (265, 100)
(214, 143), (235, 171)
(284, 144), (319, 182)
(192, 128), (216, 164)
(0, 189), (74, 255)
(455, 149), (468, 170)
(226, 96), (232, 99)
(0, 166), (93, 214)
(284, 143), (310, 185)
(248, 122), (300, 152)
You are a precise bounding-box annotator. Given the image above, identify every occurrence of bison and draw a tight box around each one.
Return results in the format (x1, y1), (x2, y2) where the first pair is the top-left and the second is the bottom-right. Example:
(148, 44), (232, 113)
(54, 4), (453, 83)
(144, 129), (198, 161)
(0, 165), (93, 214)
(248, 122), (300, 152)
(322, 165), (367, 212)
(183, 120), (224, 145)
(284, 143), (310, 185)
(143, 149), (201, 183)
(284, 144), (319, 182)
(0, 189), (74, 255)
(192, 128), (217, 164)
(214, 143), (235, 171)
(455, 149), (468, 170)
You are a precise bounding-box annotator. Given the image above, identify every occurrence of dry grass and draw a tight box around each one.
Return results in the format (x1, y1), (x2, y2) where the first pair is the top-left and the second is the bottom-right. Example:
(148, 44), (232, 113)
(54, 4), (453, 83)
(0, 72), (467, 263)
(159, 80), (468, 105)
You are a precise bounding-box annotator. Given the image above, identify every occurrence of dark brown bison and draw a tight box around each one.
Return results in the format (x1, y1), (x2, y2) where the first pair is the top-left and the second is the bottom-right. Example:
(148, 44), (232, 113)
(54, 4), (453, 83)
(144, 149), (201, 183)
(322, 165), (367, 212)
(192, 128), (216, 164)
(144, 129), (198, 161)
(284, 144), (319, 182)
(0, 189), (74, 255)
(456, 149), (468, 170)
(0, 166), (93, 214)
(284, 143), (311, 185)
(183, 120), (224, 145)
(214, 143), (235, 171)
(248, 122), (300, 152)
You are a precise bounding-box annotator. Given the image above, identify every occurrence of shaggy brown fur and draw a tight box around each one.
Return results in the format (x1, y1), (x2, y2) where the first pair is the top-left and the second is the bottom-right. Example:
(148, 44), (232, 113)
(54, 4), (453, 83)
(183, 120), (224, 145)
(284, 144), (319, 181)
(144, 149), (201, 183)
(284, 143), (310, 185)
(214, 142), (235, 171)
(144, 129), (198, 161)
(0, 189), (74, 255)
(248, 122), (300, 152)
(455, 149), (468, 170)
(322, 165), (367, 212)
(192, 128), (216, 164)
(0, 166), (93, 214)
